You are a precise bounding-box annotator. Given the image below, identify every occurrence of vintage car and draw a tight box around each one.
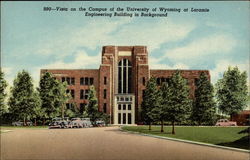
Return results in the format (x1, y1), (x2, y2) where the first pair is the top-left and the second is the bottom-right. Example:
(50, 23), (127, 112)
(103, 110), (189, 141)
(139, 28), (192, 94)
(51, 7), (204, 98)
(95, 120), (105, 127)
(215, 119), (237, 126)
(71, 118), (84, 128)
(12, 121), (33, 126)
(81, 118), (93, 128)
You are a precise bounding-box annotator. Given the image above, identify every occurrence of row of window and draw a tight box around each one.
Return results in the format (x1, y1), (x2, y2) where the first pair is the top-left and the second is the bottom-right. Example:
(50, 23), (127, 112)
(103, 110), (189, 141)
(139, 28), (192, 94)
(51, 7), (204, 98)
(66, 103), (108, 114)
(118, 113), (132, 124)
(118, 104), (131, 110)
(66, 89), (107, 99)
(61, 77), (108, 85)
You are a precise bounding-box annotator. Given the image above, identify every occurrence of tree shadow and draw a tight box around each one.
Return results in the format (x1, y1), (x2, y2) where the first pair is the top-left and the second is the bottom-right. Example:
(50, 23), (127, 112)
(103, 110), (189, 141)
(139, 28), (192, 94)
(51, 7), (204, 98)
(216, 127), (250, 150)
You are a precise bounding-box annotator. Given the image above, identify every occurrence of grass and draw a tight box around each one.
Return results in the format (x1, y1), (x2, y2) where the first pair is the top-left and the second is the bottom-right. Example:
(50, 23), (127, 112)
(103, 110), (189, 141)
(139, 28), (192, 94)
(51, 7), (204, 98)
(122, 126), (250, 150)
(0, 126), (48, 129)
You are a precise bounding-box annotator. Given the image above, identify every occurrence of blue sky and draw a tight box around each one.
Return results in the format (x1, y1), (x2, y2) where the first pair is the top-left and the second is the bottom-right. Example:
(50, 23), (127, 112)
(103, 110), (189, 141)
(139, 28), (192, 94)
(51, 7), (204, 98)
(1, 1), (249, 88)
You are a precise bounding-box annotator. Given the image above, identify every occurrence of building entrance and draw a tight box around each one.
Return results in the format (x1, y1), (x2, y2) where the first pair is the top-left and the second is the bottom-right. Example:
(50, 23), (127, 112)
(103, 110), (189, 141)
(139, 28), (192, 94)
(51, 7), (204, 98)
(114, 95), (135, 125)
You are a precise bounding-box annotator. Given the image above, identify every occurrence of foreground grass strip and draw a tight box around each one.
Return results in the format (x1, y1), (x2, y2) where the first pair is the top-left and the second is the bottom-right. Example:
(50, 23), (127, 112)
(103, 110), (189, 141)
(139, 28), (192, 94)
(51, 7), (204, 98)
(0, 126), (48, 129)
(122, 126), (249, 150)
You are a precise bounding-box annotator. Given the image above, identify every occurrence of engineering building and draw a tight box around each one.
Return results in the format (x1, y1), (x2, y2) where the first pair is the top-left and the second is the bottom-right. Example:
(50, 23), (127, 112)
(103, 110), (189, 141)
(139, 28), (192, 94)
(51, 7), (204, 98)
(41, 46), (210, 125)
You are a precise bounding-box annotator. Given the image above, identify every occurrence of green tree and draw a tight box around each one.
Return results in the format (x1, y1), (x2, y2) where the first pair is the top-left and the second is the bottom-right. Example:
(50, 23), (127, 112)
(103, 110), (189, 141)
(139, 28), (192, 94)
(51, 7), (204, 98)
(8, 70), (40, 125)
(192, 72), (216, 125)
(0, 70), (8, 116)
(159, 82), (171, 132)
(38, 72), (69, 124)
(141, 77), (161, 130)
(86, 85), (99, 123)
(30, 91), (43, 126)
(166, 71), (192, 134)
(216, 66), (248, 120)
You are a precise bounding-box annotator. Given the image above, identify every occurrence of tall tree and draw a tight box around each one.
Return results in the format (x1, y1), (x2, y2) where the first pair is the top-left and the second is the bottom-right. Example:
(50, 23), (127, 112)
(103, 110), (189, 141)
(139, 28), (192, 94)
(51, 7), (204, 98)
(166, 71), (192, 134)
(0, 70), (8, 117)
(86, 85), (99, 123)
(216, 66), (248, 120)
(141, 77), (161, 130)
(38, 72), (69, 124)
(8, 70), (40, 125)
(192, 72), (216, 125)
(159, 82), (171, 132)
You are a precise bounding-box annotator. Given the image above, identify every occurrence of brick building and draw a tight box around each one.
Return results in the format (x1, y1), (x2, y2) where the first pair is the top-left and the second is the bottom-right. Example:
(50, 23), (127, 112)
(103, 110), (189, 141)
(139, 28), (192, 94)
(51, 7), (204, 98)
(41, 46), (210, 125)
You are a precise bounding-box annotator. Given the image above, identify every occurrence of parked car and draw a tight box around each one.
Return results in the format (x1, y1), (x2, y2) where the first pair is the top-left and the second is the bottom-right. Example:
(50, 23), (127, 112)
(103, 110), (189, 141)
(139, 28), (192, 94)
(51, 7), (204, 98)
(12, 121), (33, 126)
(95, 120), (105, 127)
(81, 118), (93, 128)
(49, 119), (72, 129)
(71, 118), (84, 128)
(215, 119), (237, 126)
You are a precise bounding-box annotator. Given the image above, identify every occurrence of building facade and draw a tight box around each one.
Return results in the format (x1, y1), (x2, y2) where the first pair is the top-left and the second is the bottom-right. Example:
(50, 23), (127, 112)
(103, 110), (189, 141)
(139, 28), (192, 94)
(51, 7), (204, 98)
(41, 46), (210, 125)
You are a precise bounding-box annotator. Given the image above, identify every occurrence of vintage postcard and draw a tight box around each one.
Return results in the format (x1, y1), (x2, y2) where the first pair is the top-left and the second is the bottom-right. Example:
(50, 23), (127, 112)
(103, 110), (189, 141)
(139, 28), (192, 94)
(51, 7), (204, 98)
(1, 1), (249, 160)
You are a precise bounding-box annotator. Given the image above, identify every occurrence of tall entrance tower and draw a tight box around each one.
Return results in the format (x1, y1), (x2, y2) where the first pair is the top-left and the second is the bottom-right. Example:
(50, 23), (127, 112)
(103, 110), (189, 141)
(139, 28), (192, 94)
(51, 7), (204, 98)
(99, 46), (149, 125)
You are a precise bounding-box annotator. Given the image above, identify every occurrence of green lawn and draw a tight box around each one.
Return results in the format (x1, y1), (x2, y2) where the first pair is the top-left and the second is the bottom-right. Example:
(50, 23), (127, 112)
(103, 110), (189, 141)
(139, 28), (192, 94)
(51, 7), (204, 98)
(122, 126), (250, 150)
(0, 126), (47, 129)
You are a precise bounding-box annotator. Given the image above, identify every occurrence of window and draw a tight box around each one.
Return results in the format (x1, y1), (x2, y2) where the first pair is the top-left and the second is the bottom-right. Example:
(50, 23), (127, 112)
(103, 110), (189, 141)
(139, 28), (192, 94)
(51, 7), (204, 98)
(118, 59), (132, 93)
(71, 78), (75, 85)
(66, 103), (74, 110)
(128, 113), (131, 124)
(195, 78), (199, 86)
(104, 77), (107, 85)
(123, 113), (126, 124)
(62, 77), (65, 83)
(80, 103), (86, 113)
(142, 77), (146, 86)
(142, 90), (146, 98)
(80, 77), (94, 85)
(103, 103), (107, 113)
(80, 78), (84, 85)
(85, 90), (89, 99)
(128, 104), (131, 110)
(104, 89), (107, 99)
(66, 77), (70, 85)
(118, 104), (121, 110)
(80, 90), (89, 100)
(123, 104), (126, 110)
(71, 90), (75, 99)
(80, 90), (84, 99)
(118, 113), (121, 124)
(85, 77), (89, 85)
(66, 89), (70, 94)
(90, 78), (94, 85)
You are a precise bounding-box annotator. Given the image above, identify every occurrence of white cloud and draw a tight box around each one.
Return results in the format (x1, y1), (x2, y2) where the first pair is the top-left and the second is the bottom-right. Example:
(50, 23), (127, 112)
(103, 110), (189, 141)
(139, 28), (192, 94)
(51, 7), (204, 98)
(165, 33), (236, 60)
(149, 56), (190, 70)
(210, 60), (249, 84)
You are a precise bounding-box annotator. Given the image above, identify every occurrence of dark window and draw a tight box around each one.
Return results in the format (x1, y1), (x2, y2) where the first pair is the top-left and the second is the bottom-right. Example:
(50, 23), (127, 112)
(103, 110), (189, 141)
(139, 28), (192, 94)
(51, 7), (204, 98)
(128, 113), (131, 124)
(103, 103), (107, 113)
(71, 90), (75, 99)
(118, 59), (132, 94)
(123, 113), (126, 124)
(80, 90), (84, 99)
(195, 78), (199, 86)
(80, 103), (85, 113)
(71, 78), (75, 85)
(62, 77), (65, 83)
(142, 77), (146, 86)
(104, 77), (107, 85)
(66, 89), (70, 94)
(142, 90), (146, 98)
(118, 113), (121, 124)
(80, 78), (84, 85)
(90, 78), (94, 85)
(66, 77), (70, 85)
(85, 90), (89, 99)
(104, 89), (107, 99)
(66, 103), (70, 109)
(118, 104), (121, 110)
(128, 104), (131, 110)
(157, 78), (161, 85)
(123, 104), (126, 110)
(85, 77), (89, 85)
